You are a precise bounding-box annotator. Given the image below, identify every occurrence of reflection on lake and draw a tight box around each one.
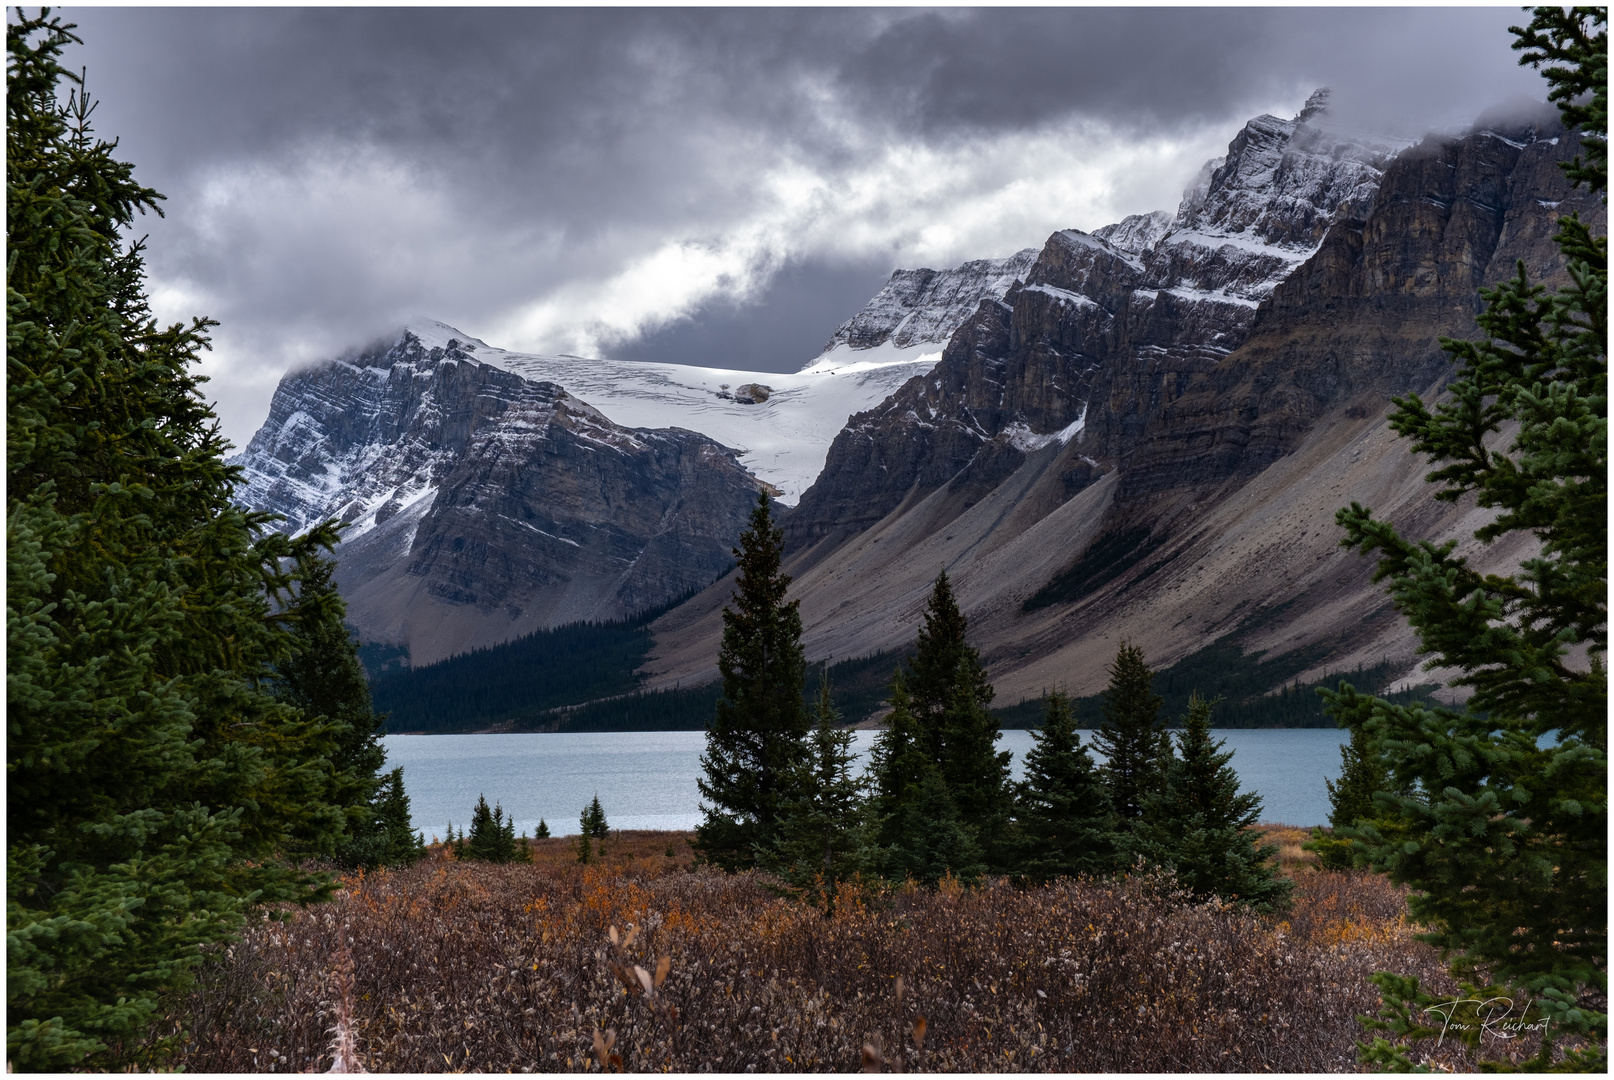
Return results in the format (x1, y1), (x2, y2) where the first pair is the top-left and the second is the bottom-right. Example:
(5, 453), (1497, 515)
(383, 727), (1349, 838)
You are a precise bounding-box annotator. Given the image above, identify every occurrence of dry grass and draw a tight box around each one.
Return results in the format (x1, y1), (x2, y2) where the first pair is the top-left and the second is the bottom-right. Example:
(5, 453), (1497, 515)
(142, 828), (1557, 1072)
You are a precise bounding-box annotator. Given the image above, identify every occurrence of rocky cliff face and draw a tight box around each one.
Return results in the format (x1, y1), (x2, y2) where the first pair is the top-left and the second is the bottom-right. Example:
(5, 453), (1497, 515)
(1102, 108), (1594, 504)
(785, 96), (1406, 547)
(821, 248), (1040, 352)
(648, 102), (1601, 704)
(232, 242), (1038, 665)
(232, 325), (765, 665)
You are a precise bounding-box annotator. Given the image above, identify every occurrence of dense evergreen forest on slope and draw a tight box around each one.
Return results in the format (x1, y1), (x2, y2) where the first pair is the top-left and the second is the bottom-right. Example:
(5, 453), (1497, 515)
(373, 630), (902, 733)
(370, 615), (659, 730)
(994, 642), (1440, 729)
(369, 610), (1436, 733)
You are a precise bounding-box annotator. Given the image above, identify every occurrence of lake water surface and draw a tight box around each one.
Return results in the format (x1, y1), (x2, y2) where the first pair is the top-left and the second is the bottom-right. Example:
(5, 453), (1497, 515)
(383, 728), (1349, 839)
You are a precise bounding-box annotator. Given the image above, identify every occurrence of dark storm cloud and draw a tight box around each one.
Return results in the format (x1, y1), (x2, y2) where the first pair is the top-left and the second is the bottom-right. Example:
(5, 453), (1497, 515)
(608, 257), (898, 371)
(68, 7), (1536, 181)
(49, 7), (1547, 445)
(833, 7), (1537, 140)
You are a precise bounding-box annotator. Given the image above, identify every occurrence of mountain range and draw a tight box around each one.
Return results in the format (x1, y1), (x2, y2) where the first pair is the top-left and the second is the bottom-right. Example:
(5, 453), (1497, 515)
(231, 93), (1601, 703)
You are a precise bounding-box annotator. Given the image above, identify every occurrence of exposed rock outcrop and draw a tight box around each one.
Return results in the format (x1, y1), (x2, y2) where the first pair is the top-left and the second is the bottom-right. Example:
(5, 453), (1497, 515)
(648, 103), (1601, 704)
(822, 248), (1040, 352)
(232, 327), (765, 665)
(785, 97), (1407, 548)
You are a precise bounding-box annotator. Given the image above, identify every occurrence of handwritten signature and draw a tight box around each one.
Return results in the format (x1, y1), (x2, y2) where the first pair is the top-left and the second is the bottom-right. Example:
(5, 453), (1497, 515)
(1422, 997), (1549, 1046)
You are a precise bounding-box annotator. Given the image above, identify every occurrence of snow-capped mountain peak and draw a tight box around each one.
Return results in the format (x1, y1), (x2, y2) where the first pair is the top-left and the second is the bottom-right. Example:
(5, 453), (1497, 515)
(816, 248), (1039, 360)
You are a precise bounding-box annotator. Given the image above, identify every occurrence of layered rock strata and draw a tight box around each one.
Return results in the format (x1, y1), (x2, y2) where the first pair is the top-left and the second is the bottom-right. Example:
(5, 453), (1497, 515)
(649, 103), (1601, 702)
(785, 96), (1407, 547)
(232, 328), (765, 665)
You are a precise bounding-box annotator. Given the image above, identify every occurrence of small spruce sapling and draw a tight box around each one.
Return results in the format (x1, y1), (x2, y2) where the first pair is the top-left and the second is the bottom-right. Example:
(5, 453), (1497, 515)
(762, 677), (871, 914)
(576, 808), (594, 865)
(585, 794), (609, 856)
(464, 795), (518, 863)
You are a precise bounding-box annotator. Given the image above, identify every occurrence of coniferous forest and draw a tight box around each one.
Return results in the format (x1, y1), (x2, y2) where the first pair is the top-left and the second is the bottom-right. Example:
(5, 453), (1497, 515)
(370, 604), (1435, 733)
(7, 13), (422, 1069)
(7, 7), (1604, 1073)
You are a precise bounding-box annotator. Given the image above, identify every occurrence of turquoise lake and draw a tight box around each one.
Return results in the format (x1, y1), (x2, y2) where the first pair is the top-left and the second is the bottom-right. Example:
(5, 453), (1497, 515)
(383, 728), (1349, 839)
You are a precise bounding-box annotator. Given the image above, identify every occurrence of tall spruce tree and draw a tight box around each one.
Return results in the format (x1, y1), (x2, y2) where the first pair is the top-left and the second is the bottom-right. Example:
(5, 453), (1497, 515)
(866, 668), (982, 884)
(901, 573), (1012, 868)
(1334, 10), (1606, 1069)
(865, 669), (931, 856)
(695, 492), (809, 870)
(762, 679), (872, 913)
(7, 14), (349, 1068)
(1092, 641), (1169, 828)
(273, 550), (413, 868)
(1303, 722), (1395, 871)
(906, 571), (981, 752)
(1014, 689), (1121, 882)
(1135, 694), (1292, 910)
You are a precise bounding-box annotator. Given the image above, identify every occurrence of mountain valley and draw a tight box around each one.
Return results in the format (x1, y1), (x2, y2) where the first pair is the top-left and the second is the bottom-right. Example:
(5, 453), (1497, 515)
(232, 95), (1602, 708)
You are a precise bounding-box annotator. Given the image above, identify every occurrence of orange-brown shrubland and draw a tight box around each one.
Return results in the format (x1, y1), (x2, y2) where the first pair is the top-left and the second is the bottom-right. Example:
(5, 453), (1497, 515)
(144, 828), (1553, 1072)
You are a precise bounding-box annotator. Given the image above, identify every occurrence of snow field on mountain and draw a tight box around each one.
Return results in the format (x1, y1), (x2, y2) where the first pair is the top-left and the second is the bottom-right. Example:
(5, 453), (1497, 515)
(475, 337), (942, 504)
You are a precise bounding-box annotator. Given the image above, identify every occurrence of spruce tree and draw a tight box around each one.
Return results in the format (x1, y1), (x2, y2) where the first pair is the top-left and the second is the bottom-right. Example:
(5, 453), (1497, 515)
(1092, 641), (1169, 827)
(1014, 689), (1121, 882)
(1303, 723), (1394, 871)
(7, 15), (348, 1068)
(865, 669), (930, 856)
(762, 679), (872, 913)
(906, 570), (981, 754)
(1135, 694), (1292, 910)
(464, 795), (519, 863)
(370, 768), (427, 868)
(272, 550), (409, 868)
(536, 818), (551, 839)
(695, 492), (809, 870)
(576, 806), (595, 865)
(888, 769), (986, 888)
(1335, 10), (1606, 1068)
(584, 794), (609, 856)
(903, 573), (1013, 868)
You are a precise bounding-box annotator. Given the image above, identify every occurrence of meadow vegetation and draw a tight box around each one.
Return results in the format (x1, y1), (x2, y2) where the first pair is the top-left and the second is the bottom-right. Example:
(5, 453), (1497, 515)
(142, 828), (1582, 1073)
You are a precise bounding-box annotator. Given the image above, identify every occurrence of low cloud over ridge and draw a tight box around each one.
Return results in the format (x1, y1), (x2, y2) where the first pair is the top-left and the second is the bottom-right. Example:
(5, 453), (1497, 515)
(56, 6), (1546, 446)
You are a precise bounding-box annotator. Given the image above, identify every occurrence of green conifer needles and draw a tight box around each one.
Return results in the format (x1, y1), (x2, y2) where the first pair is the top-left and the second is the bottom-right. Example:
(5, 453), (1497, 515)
(696, 492), (810, 870)
(866, 573), (1011, 877)
(1136, 694), (1292, 910)
(463, 795), (520, 863)
(1014, 690), (1121, 882)
(1093, 642), (1169, 826)
(1335, 8), (1606, 1069)
(6, 15), (401, 1066)
(762, 679), (872, 913)
(1304, 723), (1393, 871)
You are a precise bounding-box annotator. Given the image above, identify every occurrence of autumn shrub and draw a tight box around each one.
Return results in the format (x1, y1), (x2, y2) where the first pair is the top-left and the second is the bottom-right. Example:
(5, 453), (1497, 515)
(146, 829), (1562, 1072)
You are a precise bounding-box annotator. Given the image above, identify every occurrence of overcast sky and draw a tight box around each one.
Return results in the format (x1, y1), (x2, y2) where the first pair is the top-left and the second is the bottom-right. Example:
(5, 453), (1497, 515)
(51, 6), (1546, 448)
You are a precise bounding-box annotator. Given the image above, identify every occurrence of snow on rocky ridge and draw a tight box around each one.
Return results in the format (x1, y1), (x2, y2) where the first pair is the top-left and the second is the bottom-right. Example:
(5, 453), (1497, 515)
(232, 239), (1055, 528)
(230, 319), (948, 534)
(236, 90), (1408, 551)
(465, 334), (945, 506)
